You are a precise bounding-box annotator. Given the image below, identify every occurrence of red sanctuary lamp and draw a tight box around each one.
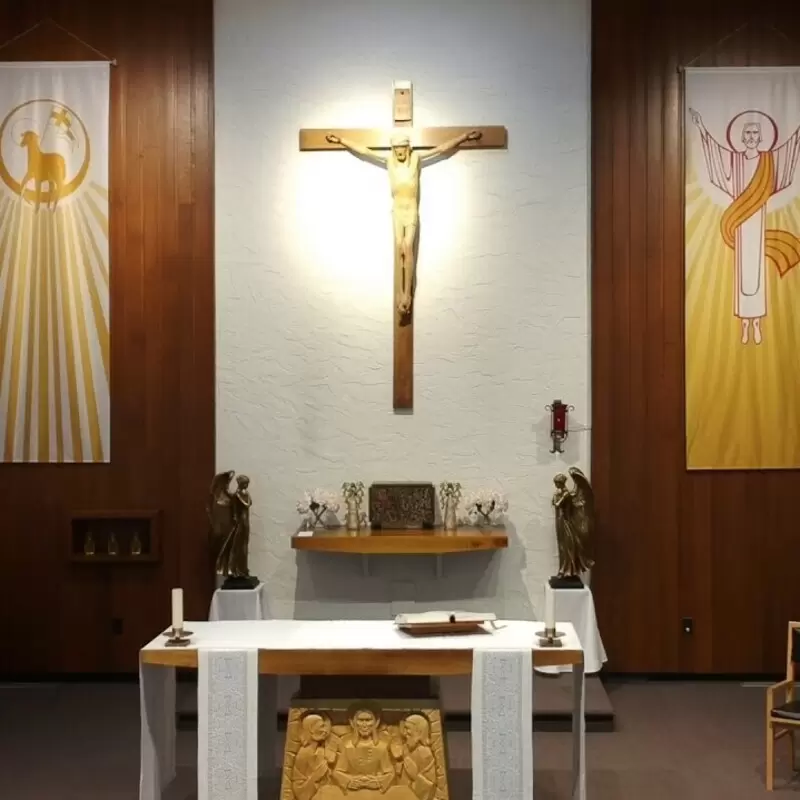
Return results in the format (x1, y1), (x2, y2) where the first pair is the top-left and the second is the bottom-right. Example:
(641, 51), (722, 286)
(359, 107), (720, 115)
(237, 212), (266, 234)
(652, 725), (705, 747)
(546, 400), (573, 454)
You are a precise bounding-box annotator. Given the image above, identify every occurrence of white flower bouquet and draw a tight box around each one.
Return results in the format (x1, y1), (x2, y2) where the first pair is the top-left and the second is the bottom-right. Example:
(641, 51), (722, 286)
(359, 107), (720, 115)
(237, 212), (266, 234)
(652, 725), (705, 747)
(463, 489), (508, 526)
(296, 489), (340, 528)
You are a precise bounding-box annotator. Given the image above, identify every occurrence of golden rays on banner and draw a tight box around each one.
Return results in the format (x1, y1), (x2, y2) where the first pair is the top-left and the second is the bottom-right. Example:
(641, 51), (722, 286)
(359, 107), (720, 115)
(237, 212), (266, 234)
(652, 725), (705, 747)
(684, 68), (800, 469)
(0, 64), (109, 462)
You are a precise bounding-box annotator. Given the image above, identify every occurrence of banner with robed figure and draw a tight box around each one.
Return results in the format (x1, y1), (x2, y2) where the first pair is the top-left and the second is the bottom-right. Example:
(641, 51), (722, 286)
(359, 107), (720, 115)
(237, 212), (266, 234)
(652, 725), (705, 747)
(0, 63), (110, 462)
(685, 67), (800, 469)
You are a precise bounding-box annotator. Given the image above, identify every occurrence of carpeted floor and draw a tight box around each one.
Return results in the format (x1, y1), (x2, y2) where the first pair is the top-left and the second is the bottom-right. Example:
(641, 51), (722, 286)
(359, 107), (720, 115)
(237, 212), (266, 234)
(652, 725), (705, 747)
(0, 679), (797, 799)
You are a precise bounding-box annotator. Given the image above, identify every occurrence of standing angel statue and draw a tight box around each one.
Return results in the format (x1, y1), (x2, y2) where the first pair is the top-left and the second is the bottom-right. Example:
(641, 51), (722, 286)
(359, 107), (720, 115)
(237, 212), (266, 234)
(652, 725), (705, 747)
(551, 467), (595, 588)
(207, 470), (259, 590)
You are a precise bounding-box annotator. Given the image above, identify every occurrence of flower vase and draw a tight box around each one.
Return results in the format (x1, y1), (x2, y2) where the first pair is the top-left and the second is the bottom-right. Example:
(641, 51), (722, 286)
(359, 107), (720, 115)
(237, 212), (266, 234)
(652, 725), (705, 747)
(345, 499), (360, 531)
(443, 500), (458, 531)
(477, 501), (496, 527)
(310, 503), (327, 528)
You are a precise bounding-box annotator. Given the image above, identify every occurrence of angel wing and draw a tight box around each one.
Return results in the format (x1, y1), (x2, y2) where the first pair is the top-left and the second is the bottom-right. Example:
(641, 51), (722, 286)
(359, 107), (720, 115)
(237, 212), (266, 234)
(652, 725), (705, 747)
(207, 470), (235, 540)
(567, 467), (595, 541)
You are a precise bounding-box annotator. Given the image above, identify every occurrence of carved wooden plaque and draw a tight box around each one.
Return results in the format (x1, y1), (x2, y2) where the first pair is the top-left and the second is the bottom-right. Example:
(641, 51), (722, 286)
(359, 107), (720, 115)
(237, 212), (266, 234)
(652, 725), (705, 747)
(368, 483), (435, 529)
(280, 700), (449, 800)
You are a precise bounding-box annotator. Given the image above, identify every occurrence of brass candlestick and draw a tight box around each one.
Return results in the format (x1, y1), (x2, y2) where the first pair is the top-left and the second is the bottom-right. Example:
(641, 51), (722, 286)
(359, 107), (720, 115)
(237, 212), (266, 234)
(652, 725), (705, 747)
(163, 625), (194, 647)
(535, 627), (565, 648)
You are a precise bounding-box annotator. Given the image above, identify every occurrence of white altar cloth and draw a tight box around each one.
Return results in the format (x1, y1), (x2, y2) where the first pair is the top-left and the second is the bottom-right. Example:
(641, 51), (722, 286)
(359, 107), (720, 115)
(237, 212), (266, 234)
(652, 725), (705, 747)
(139, 620), (586, 800)
(141, 619), (583, 653)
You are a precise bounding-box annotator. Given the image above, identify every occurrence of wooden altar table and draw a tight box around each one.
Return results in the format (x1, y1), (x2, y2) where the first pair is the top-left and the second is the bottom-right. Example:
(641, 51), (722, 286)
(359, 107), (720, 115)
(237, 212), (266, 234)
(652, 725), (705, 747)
(139, 619), (586, 800)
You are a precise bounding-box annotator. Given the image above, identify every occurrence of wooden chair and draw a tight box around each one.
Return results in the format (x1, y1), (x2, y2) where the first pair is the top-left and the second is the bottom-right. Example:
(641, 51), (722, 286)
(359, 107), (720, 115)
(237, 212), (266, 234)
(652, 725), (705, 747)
(767, 621), (800, 790)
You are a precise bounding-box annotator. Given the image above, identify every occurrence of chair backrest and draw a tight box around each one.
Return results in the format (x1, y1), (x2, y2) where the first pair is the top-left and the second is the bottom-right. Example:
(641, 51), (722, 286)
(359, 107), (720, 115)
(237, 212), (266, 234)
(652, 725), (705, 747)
(789, 622), (800, 680)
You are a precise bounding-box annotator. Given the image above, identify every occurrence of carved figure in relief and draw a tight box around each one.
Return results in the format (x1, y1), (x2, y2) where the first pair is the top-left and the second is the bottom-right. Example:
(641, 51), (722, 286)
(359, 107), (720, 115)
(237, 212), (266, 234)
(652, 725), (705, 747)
(397, 715), (436, 800)
(332, 707), (396, 796)
(325, 130), (482, 317)
(292, 714), (338, 800)
(280, 704), (447, 800)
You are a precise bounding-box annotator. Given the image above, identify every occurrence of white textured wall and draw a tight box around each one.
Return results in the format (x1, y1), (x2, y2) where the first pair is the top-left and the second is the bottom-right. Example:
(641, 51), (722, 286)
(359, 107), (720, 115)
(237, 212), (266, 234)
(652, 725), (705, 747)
(215, 0), (591, 622)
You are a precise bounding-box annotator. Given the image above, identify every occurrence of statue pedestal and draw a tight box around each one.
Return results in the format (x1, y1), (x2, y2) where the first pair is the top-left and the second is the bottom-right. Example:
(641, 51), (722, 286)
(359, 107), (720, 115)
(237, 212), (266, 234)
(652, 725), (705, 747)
(208, 581), (267, 621)
(549, 575), (584, 590)
(220, 574), (260, 590)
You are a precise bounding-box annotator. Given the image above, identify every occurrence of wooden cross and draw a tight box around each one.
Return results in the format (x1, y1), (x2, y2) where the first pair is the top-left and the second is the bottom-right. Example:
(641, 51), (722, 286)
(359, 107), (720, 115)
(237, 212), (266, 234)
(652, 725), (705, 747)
(299, 81), (507, 410)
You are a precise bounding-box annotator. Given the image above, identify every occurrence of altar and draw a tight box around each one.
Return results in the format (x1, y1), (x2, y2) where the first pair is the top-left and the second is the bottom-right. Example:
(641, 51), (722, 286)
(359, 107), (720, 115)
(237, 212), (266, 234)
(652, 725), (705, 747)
(139, 619), (586, 800)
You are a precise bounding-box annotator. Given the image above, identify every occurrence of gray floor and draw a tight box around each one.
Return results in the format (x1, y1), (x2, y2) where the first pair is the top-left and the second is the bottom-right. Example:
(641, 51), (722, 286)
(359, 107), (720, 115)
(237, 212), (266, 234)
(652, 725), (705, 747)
(0, 679), (797, 799)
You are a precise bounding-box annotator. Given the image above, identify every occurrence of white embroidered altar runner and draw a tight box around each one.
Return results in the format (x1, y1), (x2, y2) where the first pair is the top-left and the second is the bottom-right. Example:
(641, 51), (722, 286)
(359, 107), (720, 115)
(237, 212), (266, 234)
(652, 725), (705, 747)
(472, 648), (534, 800)
(198, 648), (259, 800)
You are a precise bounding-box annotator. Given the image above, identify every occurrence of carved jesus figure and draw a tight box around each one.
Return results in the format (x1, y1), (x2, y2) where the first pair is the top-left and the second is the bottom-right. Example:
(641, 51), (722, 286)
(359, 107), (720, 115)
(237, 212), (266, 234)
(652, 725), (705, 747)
(690, 108), (800, 344)
(326, 129), (482, 316)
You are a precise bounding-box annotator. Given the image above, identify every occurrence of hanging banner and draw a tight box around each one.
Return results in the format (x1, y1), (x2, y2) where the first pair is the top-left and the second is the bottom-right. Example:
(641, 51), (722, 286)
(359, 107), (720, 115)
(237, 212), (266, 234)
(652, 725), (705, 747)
(0, 62), (110, 462)
(684, 67), (800, 469)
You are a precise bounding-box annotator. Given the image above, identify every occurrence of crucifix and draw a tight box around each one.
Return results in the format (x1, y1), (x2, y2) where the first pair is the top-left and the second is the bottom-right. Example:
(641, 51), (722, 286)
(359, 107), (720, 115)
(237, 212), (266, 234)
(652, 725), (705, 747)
(299, 81), (508, 410)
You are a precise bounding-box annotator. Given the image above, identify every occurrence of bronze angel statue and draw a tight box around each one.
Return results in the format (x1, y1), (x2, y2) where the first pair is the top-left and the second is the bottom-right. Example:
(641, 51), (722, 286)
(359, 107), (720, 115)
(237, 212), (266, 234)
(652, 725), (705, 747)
(551, 467), (595, 588)
(207, 470), (259, 590)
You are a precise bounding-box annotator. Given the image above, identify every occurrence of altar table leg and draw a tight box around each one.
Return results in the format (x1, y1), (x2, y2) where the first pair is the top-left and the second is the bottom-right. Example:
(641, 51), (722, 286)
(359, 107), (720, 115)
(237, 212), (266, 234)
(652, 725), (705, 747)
(572, 660), (586, 800)
(139, 662), (176, 800)
(258, 675), (278, 783)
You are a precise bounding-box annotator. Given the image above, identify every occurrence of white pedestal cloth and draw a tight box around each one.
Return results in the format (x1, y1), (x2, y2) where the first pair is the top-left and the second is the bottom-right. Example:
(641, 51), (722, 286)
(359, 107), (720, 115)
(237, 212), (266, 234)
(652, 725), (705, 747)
(538, 586), (607, 675)
(209, 583), (267, 621)
(471, 648), (534, 800)
(198, 648), (259, 800)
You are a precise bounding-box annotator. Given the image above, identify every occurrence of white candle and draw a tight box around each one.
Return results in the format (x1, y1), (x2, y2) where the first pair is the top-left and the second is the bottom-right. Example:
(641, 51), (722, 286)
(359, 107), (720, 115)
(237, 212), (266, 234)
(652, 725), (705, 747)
(544, 584), (555, 632)
(171, 588), (184, 632)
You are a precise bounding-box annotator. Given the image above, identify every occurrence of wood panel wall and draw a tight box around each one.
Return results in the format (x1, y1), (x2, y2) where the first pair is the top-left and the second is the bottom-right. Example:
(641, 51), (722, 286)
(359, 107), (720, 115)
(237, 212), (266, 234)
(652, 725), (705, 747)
(592, 0), (800, 673)
(0, 2), (214, 673)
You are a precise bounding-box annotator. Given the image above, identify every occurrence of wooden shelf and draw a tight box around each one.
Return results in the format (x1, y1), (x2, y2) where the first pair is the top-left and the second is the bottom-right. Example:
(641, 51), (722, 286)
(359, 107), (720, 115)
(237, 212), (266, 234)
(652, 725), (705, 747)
(291, 526), (507, 555)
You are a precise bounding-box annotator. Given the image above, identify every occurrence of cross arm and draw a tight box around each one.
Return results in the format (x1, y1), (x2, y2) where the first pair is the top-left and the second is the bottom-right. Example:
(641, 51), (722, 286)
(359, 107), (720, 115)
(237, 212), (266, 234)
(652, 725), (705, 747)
(299, 126), (508, 151)
(299, 128), (394, 151)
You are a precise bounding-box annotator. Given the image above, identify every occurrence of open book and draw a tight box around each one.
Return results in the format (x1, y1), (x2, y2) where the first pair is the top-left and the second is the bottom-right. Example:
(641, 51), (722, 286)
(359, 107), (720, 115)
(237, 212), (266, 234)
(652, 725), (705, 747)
(394, 610), (497, 634)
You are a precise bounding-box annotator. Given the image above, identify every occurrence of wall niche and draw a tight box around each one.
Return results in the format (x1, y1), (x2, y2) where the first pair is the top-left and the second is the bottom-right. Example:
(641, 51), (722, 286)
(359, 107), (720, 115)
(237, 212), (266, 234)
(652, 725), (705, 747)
(69, 510), (161, 564)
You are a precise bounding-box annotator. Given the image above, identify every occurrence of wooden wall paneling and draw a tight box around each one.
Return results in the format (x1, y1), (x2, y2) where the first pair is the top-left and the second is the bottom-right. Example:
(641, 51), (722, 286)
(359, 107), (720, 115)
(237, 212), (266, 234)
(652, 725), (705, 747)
(0, 2), (214, 674)
(588, 0), (619, 667)
(179, 3), (216, 622)
(592, 0), (800, 674)
(651, 1), (685, 673)
(667, 2), (702, 674)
